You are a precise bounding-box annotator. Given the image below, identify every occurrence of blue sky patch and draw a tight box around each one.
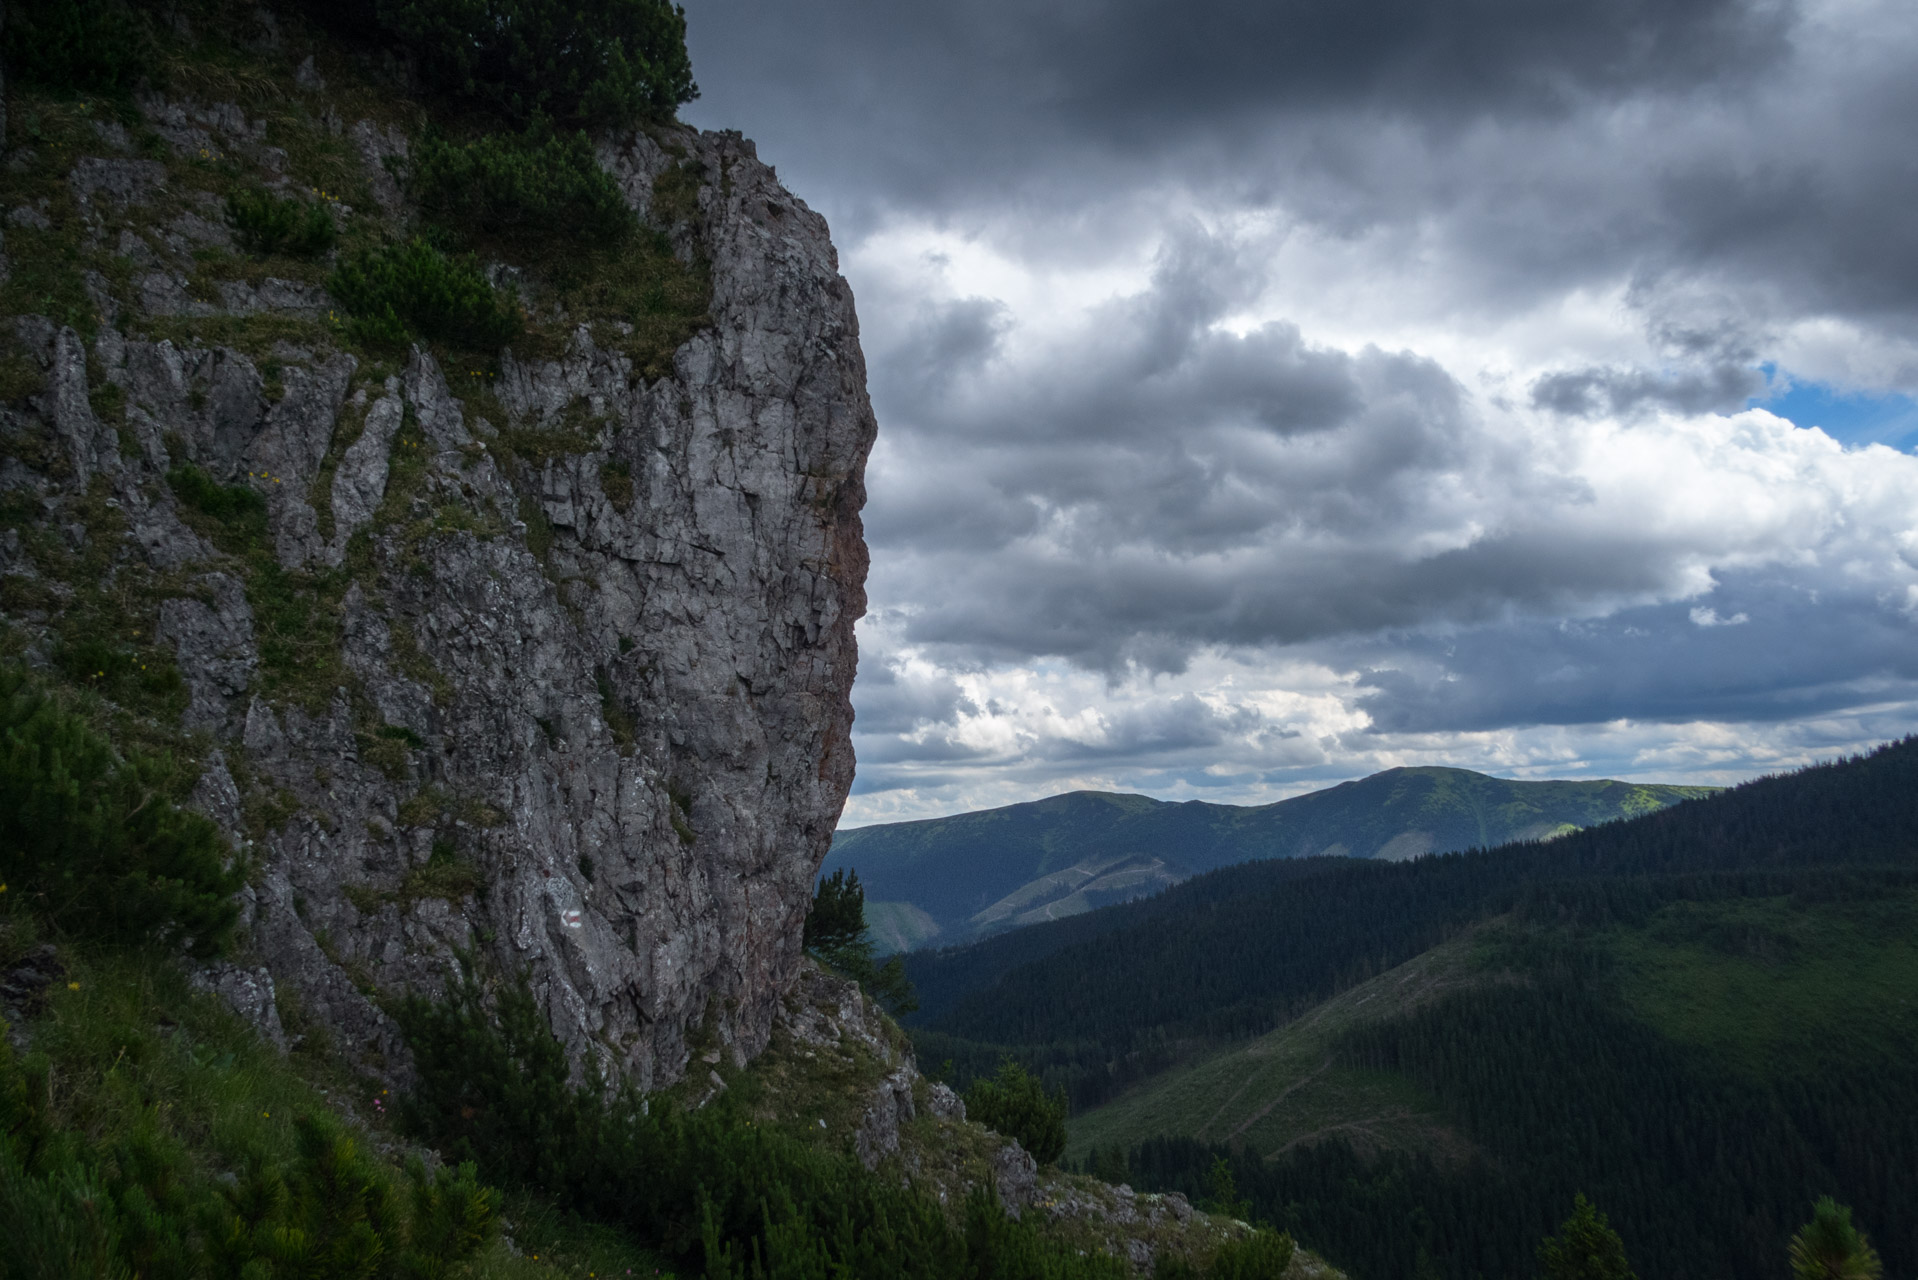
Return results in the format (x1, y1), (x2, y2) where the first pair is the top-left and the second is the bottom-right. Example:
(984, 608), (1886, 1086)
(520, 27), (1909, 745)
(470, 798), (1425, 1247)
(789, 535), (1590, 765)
(1754, 369), (1918, 450)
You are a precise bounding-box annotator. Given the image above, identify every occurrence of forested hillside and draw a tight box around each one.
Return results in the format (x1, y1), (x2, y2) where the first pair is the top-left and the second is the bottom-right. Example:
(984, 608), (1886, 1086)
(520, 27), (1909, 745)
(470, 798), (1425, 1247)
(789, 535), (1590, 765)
(832, 768), (1711, 949)
(907, 737), (1918, 1109)
(898, 740), (1918, 1278)
(1117, 886), (1918, 1279)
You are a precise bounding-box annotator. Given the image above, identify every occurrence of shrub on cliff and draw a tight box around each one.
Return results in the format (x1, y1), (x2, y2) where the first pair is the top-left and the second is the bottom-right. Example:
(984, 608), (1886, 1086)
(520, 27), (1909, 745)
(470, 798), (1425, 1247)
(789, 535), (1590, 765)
(1789, 1198), (1882, 1280)
(227, 188), (339, 259)
(1152, 1231), (1297, 1280)
(410, 121), (636, 251)
(0, 1019), (498, 1278)
(1, 0), (151, 99)
(329, 238), (522, 350)
(963, 1058), (1069, 1167)
(354, 0), (696, 128)
(1538, 1194), (1638, 1280)
(806, 868), (919, 1015)
(398, 970), (1131, 1279)
(0, 666), (241, 956)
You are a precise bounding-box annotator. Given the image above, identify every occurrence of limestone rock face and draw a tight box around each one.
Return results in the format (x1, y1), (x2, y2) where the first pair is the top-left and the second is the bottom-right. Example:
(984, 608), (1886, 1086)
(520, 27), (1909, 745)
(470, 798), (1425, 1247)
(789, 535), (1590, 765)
(0, 110), (874, 1088)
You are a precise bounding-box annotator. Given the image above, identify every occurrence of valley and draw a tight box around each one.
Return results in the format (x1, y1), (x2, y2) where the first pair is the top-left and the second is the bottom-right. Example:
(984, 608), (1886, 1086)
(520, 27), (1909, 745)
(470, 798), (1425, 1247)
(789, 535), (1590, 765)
(896, 738), (1918, 1279)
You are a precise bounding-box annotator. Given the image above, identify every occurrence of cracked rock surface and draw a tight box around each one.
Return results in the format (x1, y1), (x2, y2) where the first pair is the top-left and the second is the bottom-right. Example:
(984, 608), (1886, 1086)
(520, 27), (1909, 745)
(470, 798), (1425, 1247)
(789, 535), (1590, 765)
(1, 103), (874, 1090)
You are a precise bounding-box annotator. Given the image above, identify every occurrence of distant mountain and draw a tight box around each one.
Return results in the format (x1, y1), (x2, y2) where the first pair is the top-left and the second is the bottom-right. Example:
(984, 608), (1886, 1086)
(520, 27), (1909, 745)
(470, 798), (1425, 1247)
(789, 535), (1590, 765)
(904, 736), (1918, 1092)
(826, 767), (1714, 949)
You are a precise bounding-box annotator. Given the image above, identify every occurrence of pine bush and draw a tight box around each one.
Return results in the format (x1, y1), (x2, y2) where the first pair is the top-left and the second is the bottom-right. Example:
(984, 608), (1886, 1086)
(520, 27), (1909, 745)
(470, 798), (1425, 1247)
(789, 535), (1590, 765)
(1, 0), (151, 99)
(0, 667), (242, 956)
(329, 239), (522, 351)
(1538, 1194), (1638, 1280)
(0, 1026), (497, 1280)
(368, 0), (696, 128)
(1789, 1198), (1883, 1280)
(963, 1059), (1069, 1167)
(410, 122), (636, 251)
(1204, 1231), (1296, 1280)
(227, 189), (339, 259)
(397, 971), (1133, 1279)
(806, 869), (919, 1015)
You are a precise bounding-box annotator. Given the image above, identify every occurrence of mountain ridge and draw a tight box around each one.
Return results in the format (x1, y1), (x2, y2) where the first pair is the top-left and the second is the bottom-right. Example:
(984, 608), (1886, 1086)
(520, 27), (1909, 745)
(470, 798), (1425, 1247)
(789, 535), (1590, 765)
(831, 766), (1715, 949)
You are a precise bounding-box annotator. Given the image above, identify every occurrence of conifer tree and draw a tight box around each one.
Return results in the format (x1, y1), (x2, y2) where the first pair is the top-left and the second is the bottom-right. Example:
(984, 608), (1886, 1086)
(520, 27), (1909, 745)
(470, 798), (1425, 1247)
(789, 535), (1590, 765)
(1789, 1198), (1883, 1280)
(804, 869), (918, 1015)
(1537, 1194), (1636, 1280)
(964, 1059), (1068, 1166)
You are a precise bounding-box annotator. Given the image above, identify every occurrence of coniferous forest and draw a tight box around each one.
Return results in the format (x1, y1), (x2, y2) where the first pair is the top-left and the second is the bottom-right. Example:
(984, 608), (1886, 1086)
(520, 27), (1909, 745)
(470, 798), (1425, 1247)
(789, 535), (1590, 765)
(902, 739), (1918, 1278)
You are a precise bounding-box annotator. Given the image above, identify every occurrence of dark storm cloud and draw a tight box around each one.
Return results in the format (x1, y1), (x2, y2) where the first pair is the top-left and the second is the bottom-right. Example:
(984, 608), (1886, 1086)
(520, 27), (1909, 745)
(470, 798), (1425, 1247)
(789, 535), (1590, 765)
(859, 226), (1715, 674)
(1037, 0), (1786, 134)
(845, 656), (977, 736)
(686, 0), (1791, 182)
(880, 526), (1697, 675)
(865, 224), (1474, 573)
(687, 0), (1918, 786)
(1352, 574), (1918, 733)
(890, 296), (1013, 401)
(1531, 363), (1765, 419)
(689, 0), (1918, 346)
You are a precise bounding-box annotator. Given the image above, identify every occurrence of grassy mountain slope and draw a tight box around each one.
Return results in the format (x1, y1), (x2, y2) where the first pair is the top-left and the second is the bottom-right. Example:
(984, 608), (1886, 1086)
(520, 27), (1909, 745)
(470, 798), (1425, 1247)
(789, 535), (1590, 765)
(1113, 887), (1918, 1279)
(1611, 888), (1918, 1077)
(1064, 934), (1490, 1165)
(1070, 884), (1918, 1162)
(830, 769), (1713, 950)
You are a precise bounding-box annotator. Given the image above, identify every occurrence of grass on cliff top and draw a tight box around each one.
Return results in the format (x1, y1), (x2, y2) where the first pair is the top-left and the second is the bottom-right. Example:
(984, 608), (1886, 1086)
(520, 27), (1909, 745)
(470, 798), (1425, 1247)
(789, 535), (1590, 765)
(1, 0), (710, 375)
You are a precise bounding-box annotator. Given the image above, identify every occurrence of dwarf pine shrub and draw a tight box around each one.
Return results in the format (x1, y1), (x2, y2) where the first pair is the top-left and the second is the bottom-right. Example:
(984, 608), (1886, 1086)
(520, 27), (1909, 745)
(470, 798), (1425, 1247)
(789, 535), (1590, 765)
(227, 188), (339, 259)
(330, 238), (522, 351)
(367, 0), (696, 128)
(398, 969), (1139, 1280)
(964, 1058), (1069, 1167)
(1151, 1231), (1297, 1280)
(1, 0), (151, 99)
(0, 1023), (498, 1279)
(0, 666), (242, 956)
(411, 121), (636, 251)
(166, 464), (269, 550)
(805, 868), (920, 1015)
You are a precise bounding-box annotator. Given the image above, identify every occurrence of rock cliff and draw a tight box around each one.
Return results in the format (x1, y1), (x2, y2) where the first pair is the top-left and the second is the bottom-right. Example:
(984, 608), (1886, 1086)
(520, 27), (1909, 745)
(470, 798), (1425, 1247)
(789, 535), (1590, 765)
(0, 61), (874, 1086)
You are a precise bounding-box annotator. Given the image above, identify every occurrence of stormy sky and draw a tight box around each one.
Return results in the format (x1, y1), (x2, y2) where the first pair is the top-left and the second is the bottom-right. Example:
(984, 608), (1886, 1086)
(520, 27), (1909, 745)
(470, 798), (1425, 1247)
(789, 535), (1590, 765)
(681, 0), (1918, 826)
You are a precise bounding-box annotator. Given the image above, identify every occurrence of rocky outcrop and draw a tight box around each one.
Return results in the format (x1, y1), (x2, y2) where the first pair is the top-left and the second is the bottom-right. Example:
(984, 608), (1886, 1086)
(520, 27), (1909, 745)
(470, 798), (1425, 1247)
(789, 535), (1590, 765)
(754, 962), (1316, 1275)
(770, 961), (1044, 1213)
(0, 89), (874, 1089)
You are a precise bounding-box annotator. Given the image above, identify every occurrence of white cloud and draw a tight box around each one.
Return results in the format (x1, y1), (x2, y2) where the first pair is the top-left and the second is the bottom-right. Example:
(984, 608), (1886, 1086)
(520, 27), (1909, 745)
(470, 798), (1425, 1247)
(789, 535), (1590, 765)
(682, 0), (1918, 824)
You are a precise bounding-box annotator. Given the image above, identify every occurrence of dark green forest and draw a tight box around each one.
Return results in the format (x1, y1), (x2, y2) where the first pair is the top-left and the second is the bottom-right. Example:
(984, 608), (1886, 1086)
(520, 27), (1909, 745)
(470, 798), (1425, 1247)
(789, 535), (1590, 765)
(1122, 920), (1918, 1279)
(904, 741), (1918, 1278)
(907, 738), (1918, 1108)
